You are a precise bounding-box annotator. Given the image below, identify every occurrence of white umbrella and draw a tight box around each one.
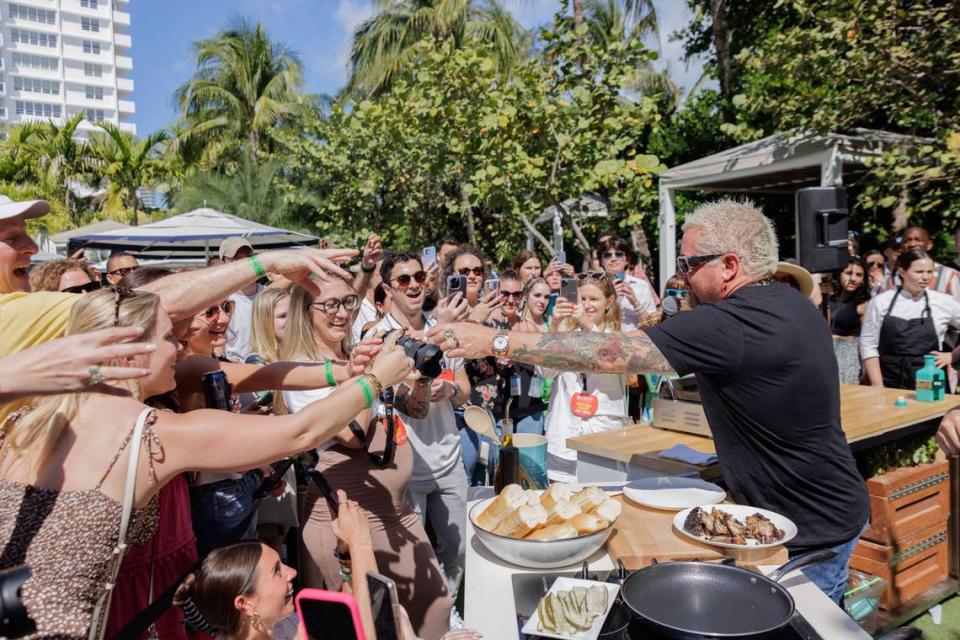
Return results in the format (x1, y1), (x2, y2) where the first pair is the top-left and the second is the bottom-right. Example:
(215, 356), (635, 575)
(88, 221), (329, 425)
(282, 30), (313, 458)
(70, 208), (319, 259)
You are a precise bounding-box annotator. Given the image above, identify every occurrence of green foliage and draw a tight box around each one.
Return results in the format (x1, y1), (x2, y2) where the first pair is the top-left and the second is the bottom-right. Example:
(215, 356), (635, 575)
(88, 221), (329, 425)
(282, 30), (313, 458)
(863, 433), (940, 478)
(278, 7), (665, 264)
(88, 124), (169, 225)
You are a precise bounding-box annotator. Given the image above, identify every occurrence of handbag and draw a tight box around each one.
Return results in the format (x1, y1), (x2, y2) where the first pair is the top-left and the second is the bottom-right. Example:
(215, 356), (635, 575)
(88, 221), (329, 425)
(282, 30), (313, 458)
(87, 407), (153, 640)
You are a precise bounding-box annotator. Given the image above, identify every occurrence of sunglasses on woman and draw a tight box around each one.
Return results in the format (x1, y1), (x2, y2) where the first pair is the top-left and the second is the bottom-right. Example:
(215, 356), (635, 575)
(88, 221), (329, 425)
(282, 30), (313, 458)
(203, 300), (236, 319)
(311, 295), (360, 314)
(602, 250), (626, 260)
(62, 281), (103, 294)
(676, 253), (724, 275)
(665, 288), (687, 298)
(577, 271), (608, 281)
(866, 260), (884, 269)
(500, 290), (524, 300)
(390, 271), (427, 290)
(457, 267), (485, 277)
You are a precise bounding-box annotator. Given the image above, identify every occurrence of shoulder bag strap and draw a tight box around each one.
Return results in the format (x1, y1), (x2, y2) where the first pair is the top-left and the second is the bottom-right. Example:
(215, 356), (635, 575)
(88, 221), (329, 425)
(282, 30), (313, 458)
(88, 407), (153, 640)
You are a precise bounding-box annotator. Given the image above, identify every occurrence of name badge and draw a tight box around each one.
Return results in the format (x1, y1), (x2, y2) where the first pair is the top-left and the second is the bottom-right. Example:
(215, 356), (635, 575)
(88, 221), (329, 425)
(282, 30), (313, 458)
(510, 375), (523, 396)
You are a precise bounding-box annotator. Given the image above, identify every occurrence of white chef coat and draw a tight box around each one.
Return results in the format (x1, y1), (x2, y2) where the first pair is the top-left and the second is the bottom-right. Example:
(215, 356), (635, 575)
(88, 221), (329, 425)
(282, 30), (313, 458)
(860, 287), (960, 360)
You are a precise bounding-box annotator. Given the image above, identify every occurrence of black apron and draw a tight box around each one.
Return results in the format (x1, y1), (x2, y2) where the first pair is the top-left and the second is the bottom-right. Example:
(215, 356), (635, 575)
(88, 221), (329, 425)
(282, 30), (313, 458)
(877, 288), (940, 389)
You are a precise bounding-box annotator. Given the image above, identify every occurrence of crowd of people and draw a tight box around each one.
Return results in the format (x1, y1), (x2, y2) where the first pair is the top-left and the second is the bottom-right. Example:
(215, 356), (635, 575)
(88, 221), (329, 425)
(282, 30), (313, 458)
(4, 191), (960, 640)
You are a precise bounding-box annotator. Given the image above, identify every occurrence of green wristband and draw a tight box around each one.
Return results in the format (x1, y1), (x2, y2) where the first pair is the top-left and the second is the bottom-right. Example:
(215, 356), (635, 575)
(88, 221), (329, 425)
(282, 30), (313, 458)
(248, 255), (266, 279)
(355, 376), (375, 408)
(324, 360), (336, 387)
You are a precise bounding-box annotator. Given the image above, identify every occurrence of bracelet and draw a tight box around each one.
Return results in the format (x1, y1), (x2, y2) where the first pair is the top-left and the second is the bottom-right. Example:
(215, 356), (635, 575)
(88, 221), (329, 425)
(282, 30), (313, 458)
(324, 359), (336, 387)
(361, 263), (376, 273)
(339, 567), (353, 582)
(365, 372), (384, 397)
(248, 255), (266, 279)
(355, 376), (375, 408)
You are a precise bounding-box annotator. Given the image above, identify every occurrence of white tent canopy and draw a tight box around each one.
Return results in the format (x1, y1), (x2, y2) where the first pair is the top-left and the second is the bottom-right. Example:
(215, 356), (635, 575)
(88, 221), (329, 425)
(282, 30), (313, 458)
(70, 208), (320, 259)
(656, 129), (921, 285)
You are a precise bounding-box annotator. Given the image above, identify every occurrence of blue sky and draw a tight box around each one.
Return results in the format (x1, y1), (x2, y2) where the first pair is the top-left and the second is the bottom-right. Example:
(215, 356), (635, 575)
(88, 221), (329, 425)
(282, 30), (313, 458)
(129, 0), (707, 136)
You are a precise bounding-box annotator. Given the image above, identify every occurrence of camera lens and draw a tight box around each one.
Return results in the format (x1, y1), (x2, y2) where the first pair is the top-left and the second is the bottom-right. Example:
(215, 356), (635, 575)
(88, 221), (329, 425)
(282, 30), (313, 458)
(395, 335), (443, 379)
(0, 566), (36, 639)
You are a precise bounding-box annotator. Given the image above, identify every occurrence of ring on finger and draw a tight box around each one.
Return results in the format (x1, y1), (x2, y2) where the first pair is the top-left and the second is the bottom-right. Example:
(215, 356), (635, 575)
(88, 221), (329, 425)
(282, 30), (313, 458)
(442, 329), (461, 349)
(87, 366), (104, 387)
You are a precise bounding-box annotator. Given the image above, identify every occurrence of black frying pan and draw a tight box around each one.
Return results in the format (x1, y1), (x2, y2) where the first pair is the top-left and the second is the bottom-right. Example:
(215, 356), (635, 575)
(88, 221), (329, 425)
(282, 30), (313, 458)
(620, 549), (837, 639)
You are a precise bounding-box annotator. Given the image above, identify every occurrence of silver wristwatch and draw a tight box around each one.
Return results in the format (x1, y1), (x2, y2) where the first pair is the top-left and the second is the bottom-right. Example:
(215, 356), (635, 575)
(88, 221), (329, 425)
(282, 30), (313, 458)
(492, 331), (510, 357)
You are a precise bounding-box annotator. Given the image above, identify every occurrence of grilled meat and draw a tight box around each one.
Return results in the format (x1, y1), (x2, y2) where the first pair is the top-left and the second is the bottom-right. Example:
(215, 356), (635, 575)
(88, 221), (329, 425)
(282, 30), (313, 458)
(745, 513), (785, 544)
(683, 507), (785, 544)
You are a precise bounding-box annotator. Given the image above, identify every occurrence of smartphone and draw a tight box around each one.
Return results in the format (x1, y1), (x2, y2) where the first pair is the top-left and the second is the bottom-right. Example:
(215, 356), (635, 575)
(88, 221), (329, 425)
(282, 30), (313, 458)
(252, 458), (294, 500)
(484, 278), (500, 298)
(555, 250), (566, 264)
(367, 572), (402, 640)
(421, 245), (437, 267)
(446, 274), (468, 301)
(545, 292), (558, 317)
(612, 271), (626, 283)
(560, 277), (579, 303)
(296, 589), (366, 640)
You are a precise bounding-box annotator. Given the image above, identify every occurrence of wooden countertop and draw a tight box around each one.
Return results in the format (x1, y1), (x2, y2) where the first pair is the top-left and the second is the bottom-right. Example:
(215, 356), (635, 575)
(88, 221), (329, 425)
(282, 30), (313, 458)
(567, 384), (960, 476)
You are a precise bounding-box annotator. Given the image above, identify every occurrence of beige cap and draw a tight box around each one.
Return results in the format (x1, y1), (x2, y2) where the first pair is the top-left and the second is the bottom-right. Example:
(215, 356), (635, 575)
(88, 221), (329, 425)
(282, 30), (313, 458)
(774, 261), (815, 297)
(218, 236), (254, 260)
(0, 195), (49, 221)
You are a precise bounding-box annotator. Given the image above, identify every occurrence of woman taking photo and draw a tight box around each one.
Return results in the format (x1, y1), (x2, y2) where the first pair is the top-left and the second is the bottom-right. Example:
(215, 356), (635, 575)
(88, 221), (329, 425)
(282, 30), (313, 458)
(280, 279), (452, 640)
(595, 236), (656, 328)
(0, 288), (412, 639)
(861, 249), (960, 389)
(443, 246), (499, 324)
(542, 274), (630, 482)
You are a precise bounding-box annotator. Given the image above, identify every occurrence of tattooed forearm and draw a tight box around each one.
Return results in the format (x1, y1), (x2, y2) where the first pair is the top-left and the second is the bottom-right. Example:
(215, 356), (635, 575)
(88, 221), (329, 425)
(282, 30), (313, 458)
(394, 378), (431, 419)
(510, 331), (675, 375)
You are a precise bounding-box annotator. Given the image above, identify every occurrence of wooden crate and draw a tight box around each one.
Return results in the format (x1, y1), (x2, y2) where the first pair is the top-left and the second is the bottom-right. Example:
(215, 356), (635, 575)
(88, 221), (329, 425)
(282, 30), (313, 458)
(850, 520), (949, 610)
(862, 460), (950, 545)
(651, 398), (711, 437)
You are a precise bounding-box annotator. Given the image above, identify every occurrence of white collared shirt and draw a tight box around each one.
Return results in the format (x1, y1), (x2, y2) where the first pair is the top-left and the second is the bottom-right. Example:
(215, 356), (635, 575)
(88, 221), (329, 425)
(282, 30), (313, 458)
(860, 287), (960, 360)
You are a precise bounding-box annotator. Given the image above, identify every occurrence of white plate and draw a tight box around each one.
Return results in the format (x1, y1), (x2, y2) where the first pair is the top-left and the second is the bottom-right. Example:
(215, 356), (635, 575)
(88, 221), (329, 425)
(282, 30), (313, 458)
(673, 504), (797, 549)
(622, 476), (725, 511)
(521, 577), (620, 640)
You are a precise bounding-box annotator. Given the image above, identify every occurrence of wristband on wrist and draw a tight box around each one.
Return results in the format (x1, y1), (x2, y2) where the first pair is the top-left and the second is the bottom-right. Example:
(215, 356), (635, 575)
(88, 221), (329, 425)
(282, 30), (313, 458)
(339, 567), (353, 582)
(356, 376), (375, 408)
(361, 263), (376, 273)
(248, 255), (267, 279)
(324, 359), (336, 387)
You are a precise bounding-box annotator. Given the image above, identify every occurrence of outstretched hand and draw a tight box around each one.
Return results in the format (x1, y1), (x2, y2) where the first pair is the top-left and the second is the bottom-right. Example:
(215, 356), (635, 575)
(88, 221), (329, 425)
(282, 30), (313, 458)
(427, 322), (498, 360)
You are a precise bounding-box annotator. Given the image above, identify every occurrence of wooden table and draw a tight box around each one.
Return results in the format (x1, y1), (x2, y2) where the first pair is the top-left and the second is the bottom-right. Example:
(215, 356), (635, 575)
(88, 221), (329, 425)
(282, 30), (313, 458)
(568, 384), (960, 482)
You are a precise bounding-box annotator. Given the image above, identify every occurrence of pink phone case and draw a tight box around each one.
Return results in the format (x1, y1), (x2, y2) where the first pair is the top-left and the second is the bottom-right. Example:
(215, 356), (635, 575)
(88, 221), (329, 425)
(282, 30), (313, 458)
(295, 588), (366, 640)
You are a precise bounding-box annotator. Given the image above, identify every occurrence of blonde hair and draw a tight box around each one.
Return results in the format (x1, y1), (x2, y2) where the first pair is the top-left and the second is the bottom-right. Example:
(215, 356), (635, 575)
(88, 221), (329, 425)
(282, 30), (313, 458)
(250, 288), (289, 363)
(521, 277), (550, 324)
(280, 279), (355, 363)
(558, 277), (622, 332)
(3, 288), (160, 468)
(681, 198), (779, 278)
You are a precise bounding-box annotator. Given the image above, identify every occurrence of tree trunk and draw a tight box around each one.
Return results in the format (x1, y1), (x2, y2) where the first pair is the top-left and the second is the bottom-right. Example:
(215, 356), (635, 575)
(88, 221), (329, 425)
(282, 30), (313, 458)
(630, 223), (655, 281)
(710, 0), (733, 101)
(459, 181), (478, 246)
(517, 212), (555, 253)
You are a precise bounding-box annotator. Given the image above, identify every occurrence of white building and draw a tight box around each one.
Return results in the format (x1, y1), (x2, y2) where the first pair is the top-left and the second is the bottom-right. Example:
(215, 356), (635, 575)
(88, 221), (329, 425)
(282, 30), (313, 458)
(0, 0), (134, 137)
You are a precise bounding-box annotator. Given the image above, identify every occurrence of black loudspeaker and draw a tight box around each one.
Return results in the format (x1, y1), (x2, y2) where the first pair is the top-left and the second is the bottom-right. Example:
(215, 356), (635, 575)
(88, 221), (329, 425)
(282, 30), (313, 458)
(795, 186), (849, 273)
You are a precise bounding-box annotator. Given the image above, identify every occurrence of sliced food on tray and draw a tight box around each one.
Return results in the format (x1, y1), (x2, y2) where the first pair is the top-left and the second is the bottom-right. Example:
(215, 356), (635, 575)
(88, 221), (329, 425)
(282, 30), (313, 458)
(536, 584), (610, 636)
(683, 506), (785, 545)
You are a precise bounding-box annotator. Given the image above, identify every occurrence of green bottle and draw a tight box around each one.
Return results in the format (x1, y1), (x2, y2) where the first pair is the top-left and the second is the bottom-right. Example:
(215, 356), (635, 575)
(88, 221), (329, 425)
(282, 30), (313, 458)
(915, 354), (945, 402)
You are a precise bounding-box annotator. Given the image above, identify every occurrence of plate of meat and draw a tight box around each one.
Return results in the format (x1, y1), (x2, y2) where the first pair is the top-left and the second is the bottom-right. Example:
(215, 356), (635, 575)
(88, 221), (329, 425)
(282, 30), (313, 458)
(673, 505), (796, 549)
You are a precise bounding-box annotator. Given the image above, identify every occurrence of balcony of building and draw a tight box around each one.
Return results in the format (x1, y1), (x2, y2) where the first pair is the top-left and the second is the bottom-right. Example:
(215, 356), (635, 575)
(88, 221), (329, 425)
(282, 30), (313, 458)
(117, 77), (134, 93)
(117, 99), (134, 114)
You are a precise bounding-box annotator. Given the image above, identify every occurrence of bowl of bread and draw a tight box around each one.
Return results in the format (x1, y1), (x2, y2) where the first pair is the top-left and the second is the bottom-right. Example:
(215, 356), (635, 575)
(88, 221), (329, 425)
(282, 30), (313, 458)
(469, 483), (621, 569)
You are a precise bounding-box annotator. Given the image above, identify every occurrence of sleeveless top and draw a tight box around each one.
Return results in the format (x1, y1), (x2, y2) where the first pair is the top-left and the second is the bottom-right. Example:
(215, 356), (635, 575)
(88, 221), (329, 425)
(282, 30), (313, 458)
(0, 409), (161, 640)
(830, 297), (862, 337)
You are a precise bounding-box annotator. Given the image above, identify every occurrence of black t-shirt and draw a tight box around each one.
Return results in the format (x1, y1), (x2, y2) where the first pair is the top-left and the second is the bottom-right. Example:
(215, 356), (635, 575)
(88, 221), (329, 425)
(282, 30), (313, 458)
(645, 283), (869, 550)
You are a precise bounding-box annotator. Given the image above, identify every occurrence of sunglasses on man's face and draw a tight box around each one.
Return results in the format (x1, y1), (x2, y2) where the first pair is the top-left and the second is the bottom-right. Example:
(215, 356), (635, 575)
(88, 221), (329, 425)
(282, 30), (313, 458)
(457, 267), (485, 277)
(676, 254), (725, 275)
(500, 290), (523, 300)
(390, 271), (427, 290)
(602, 251), (626, 260)
(108, 266), (136, 278)
(203, 300), (236, 320)
(62, 280), (102, 294)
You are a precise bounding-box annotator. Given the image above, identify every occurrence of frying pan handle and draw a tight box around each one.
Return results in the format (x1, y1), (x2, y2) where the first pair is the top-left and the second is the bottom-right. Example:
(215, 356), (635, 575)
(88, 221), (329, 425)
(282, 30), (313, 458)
(874, 627), (921, 640)
(769, 549), (838, 582)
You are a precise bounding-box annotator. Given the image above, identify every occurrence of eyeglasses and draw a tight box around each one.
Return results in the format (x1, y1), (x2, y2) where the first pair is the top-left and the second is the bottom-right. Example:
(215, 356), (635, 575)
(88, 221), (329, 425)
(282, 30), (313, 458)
(108, 266), (136, 278)
(501, 290), (523, 299)
(676, 254), (725, 275)
(866, 260), (884, 268)
(390, 271), (427, 290)
(457, 267), (485, 277)
(602, 251), (626, 260)
(62, 280), (102, 294)
(203, 300), (236, 320)
(665, 288), (687, 298)
(577, 271), (608, 281)
(111, 286), (135, 327)
(311, 295), (360, 315)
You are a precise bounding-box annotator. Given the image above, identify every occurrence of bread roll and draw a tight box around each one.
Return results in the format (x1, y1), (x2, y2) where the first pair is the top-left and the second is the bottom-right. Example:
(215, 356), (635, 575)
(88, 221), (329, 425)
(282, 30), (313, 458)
(567, 512), (609, 535)
(592, 498), (622, 524)
(525, 523), (578, 541)
(544, 498), (581, 527)
(475, 484), (526, 531)
(540, 483), (574, 511)
(571, 486), (606, 512)
(493, 503), (548, 538)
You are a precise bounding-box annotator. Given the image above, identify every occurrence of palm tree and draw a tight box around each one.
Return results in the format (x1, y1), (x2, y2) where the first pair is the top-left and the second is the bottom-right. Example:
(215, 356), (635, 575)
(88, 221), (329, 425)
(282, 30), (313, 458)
(174, 19), (309, 167)
(17, 114), (93, 221)
(171, 152), (293, 227)
(346, 0), (528, 97)
(89, 123), (169, 225)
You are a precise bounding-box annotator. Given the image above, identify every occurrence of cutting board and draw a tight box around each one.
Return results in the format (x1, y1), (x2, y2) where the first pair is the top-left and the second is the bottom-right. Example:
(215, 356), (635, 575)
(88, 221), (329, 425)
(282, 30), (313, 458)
(606, 495), (789, 569)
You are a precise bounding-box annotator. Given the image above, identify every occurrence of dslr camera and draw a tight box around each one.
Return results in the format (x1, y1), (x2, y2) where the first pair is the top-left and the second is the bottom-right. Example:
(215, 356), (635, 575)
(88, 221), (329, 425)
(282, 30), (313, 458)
(384, 330), (444, 379)
(0, 566), (36, 639)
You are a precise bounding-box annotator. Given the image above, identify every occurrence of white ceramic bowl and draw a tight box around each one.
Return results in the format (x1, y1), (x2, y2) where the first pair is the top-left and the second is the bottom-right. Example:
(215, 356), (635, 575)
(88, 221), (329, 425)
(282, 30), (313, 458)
(468, 496), (615, 569)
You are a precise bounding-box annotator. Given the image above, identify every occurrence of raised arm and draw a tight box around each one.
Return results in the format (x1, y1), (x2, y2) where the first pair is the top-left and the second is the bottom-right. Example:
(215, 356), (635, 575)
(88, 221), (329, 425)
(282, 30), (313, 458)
(428, 322), (675, 376)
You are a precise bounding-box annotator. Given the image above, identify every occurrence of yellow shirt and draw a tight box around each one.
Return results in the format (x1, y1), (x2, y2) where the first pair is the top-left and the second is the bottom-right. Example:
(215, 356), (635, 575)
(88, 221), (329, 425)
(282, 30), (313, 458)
(0, 291), (79, 422)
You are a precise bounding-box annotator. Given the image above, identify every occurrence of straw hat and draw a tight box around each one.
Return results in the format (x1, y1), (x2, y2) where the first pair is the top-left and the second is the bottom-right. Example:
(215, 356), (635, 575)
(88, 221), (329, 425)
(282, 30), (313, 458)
(774, 261), (815, 297)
